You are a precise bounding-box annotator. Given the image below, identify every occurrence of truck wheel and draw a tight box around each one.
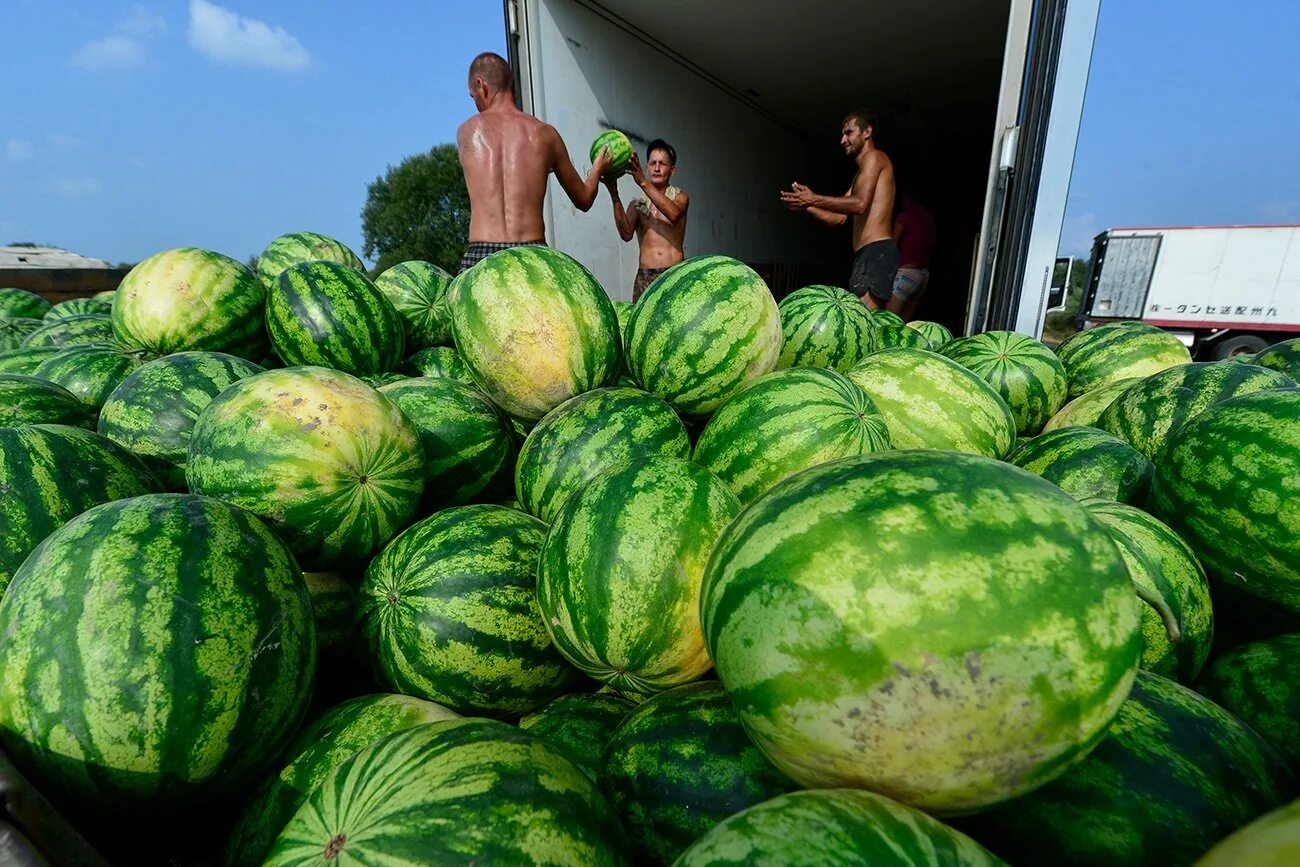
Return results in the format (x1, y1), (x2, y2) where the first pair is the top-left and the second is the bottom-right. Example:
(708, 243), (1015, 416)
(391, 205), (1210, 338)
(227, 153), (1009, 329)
(1211, 334), (1269, 360)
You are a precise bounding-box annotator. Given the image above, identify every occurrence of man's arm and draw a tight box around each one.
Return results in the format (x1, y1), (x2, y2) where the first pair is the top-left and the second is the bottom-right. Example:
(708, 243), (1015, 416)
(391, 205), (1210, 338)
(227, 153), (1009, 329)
(551, 126), (610, 213)
(806, 206), (847, 227)
(628, 154), (688, 223)
(781, 153), (886, 216)
(604, 178), (638, 241)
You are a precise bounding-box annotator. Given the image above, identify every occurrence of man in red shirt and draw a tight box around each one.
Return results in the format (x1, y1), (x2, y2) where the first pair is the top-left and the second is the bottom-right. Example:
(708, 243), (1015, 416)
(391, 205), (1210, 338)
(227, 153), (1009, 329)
(889, 191), (938, 320)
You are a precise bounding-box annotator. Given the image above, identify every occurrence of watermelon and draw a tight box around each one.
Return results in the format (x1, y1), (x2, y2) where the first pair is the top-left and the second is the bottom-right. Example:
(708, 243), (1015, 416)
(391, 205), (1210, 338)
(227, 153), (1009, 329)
(515, 386), (691, 522)
(257, 231), (365, 285)
(1151, 389), (1300, 620)
(624, 255), (781, 417)
(360, 371), (406, 388)
(1195, 634), (1300, 773)
(959, 671), (1291, 867)
(21, 314), (115, 348)
(0, 424), (159, 591)
(94, 289), (116, 302)
(907, 319), (954, 349)
(302, 571), (358, 661)
(373, 260), (454, 350)
(700, 450), (1140, 814)
(591, 129), (633, 176)
(613, 298), (633, 333)
(538, 457), (740, 693)
(846, 348), (1017, 458)
(266, 260), (406, 376)
(1096, 361), (1295, 461)
(1253, 337), (1300, 380)
(1042, 376), (1141, 431)
(223, 693), (459, 867)
(377, 376), (514, 508)
(1005, 426), (1153, 504)
(1057, 322), (1192, 397)
(0, 317), (44, 350)
(692, 367), (891, 505)
(360, 504), (579, 716)
(187, 366), (424, 570)
(601, 681), (796, 865)
(775, 284), (876, 372)
(1195, 795), (1300, 867)
(264, 718), (629, 866)
(1084, 499), (1214, 682)
(518, 692), (635, 781)
(0, 346), (69, 375)
(872, 309), (905, 328)
(401, 344), (474, 382)
(112, 248), (269, 359)
(0, 493), (315, 809)
(675, 789), (1003, 867)
(942, 330), (1068, 435)
(873, 323), (930, 350)
(31, 344), (147, 409)
(44, 297), (112, 320)
(0, 287), (52, 319)
(97, 351), (264, 490)
(0, 374), (96, 429)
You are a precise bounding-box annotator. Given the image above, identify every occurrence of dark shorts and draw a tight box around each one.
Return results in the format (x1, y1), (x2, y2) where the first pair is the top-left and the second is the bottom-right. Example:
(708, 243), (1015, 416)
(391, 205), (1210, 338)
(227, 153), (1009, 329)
(458, 240), (547, 274)
(632, 266), (670, 302)
(850, 239), (900, 302)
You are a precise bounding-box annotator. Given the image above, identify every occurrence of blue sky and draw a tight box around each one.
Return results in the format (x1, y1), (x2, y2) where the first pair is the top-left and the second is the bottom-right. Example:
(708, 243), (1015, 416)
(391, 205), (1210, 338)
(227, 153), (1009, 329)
(4, 1), (1297, 265)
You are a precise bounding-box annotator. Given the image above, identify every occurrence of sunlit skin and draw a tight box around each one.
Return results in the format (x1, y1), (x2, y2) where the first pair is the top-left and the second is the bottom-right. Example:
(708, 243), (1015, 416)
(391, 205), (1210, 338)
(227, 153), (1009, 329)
(605, 149), (690, 269)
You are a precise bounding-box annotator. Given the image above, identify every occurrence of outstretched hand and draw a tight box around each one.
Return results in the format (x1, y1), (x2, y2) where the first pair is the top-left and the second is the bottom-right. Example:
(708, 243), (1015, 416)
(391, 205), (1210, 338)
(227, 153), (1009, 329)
(780, 182), (816, 210)
(593, 146), (613, 175)
(628, 152), (647, 186)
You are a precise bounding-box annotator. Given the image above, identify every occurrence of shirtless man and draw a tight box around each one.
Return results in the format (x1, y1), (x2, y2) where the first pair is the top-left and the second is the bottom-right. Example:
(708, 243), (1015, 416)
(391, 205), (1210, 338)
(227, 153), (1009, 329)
(780, 109), (897, 308)
(604, 139), (690, 301)
(456, 52), (612, 272)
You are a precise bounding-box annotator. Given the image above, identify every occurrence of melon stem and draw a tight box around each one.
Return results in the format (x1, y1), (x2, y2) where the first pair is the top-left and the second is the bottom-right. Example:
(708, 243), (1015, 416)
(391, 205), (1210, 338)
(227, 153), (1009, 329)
(1134, 583), (1182, 643)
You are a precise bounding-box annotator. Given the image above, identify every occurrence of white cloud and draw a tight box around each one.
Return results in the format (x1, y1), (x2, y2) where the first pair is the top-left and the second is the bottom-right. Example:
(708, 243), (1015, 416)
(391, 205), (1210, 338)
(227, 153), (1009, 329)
(120, 4), (166, 38)
(1060, 211), (1101, 258)
(187, 0), (311, 72)
(5, 139), (34, 162)
(71, 34), (144, 70)
(46, 176), (104, 198)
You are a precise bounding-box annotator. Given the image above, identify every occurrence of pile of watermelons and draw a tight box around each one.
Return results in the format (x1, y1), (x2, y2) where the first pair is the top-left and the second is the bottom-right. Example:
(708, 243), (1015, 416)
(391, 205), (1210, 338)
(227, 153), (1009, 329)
(0, 231), (1298, 866)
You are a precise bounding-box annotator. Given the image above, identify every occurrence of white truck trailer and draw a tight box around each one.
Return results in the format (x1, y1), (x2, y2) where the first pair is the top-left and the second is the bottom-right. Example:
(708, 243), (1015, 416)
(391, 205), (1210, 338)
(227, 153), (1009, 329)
(501, 0), (1102, 338)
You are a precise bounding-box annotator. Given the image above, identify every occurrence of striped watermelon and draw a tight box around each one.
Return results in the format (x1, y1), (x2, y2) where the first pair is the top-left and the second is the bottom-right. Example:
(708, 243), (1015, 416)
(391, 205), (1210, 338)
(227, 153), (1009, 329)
(693, 367), (891, 505)
(624, 255), (781, 417)
(518, 692), (635, 781)
(1057, 322), (1192, 397)
(44, 297), (112, 320)
(0, 374), (95, 429)
(0, 493), (315, 809)
(601, 681), (796, 865)
(613, 298), (633, 333)
(537, 457), (740, 694)
(360, 504), (579, 716)
(872, 309), (905, 328)
(187, 367), (424, 570)
(224, 693), (459, 867)
(302, 571), (358, 661)
(1196, 799), (1300, 867)
(0, 317), (44, 350)
(266, 260), (406, 376)
(264, 718), (629, 866)
(97, 351), (264, 490)
(0, 287), (51, 319)
(451, 246), (619, 421)
(1253, 337), (1300, 379)
(257, 231), (365, 285)
(1005, 426), (1154, 504)
(676, 789), (1003, 867)
(591, 129), (633, 176)
(1041, 376), (1141, 431)
(776, 284), (876, 372)
(907, 319), (954, 349)
(401, 344), (474, 382)
(0, 346), (70, 375)
(0, 424), (159, 591)
(377, 376), (514, 508)
(1195, 634), (1300, 774)
(22, 314), (115, 348)
(1083, 499), (1214, 682)
(360, 371), (406, 388)
(1150, 389), (1300, 619)
(515, 386), (691, 522)
(943, 331), (1068, 435)
(113, 248), (269, 359)
(700, 450), (1140, 813)
(1095, 361), (1295, 460)
(94, 289), (116, 302)
(846, 348), (1017, 458)
(372, 260), (454, 349)
(960, 671), (1290, 867)
(873, 323), (930, 351)
(31, 344), (147, 409)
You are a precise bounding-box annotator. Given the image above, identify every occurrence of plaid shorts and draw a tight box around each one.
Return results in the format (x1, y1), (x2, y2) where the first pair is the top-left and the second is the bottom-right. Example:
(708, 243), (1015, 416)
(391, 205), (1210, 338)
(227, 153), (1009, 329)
(458, 240), (547, 274)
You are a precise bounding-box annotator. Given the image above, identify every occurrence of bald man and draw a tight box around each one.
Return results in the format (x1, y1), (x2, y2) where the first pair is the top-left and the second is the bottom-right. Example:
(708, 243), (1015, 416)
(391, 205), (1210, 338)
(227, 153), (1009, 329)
(456, 52), (612, 272)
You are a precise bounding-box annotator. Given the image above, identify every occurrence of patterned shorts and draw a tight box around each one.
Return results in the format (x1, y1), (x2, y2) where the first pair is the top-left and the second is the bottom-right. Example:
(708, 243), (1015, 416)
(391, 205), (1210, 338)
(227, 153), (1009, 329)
(458, 240), (547, 274)
(632, 266), (670, 302)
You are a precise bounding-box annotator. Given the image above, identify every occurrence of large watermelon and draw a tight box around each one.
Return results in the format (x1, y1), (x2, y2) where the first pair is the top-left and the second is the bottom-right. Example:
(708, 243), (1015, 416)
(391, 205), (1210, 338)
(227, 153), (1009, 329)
(624, 255), (781, 417)
(0, 493), (315, 809)
(187, 366), (424, 570)
(302, 570), (358, 662)
(872, 309), (905, 328)
(846, 348), (1017, 458)
(1253, 337), (1300, 380)
(515, 386), (691, 522)
(373, 260), (454, 349)
(1195, 634), (1300, 774)
(1096, 361), (1295, 460)
(0, 345), (66, 375)
(112, 248), (268, 359)
(1195, 794), (1300, 867)
(360, 504), (579, 716)
(451, 246), (619, 421)
(97, 351), (264, 490)
(601, 681), (796, 865)
(264, 718), (629, 866)
(907, 319), (954, 349)
(1042, 376), (1141, 431)
(0, 424), (159, 592)
(1057, 322), (1192, 397)
(0, 317), (44, 350)
(942, 331), (1068, 435)
(21, 314), (115, 348)
(0, 287), (52, 319)
(257, 231), (365, 285)
(700, 450), (1140, 814)
(0, 374), (95, 429)
(30, 344), (146, 409)
(266, 260), (406, 376)
(224, 693), (459, 867)
(692, 367), (891, 505)
(1005, 425), (1153, 504)
(1151, 389), (1300, 620)
(44, 297), (112, 320)
(776, 284), (876, 372)
(873, 323), (930, 351)
(675, 789), (1003, 867)
(518, 692), (635, 781)
(959, 671), (1291, 866)
(591, 129), (633, 176)
(537, 457), (740, 694)
(401, 344), (474, 382)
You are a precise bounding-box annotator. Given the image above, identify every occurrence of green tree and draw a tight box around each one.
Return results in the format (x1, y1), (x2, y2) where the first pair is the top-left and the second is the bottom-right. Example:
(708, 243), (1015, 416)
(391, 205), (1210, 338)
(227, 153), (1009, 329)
(361, 144), (470, 275)
(1043, 257), (1090, 344)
